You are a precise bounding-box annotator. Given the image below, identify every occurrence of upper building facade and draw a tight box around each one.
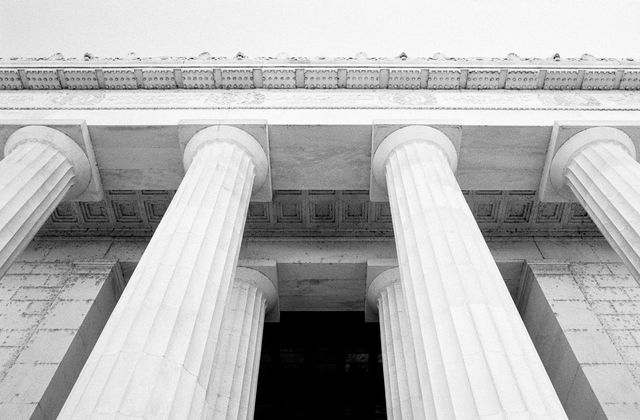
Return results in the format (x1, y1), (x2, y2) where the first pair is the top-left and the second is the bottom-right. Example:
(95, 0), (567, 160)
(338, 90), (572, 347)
(0, 54), (640, 419)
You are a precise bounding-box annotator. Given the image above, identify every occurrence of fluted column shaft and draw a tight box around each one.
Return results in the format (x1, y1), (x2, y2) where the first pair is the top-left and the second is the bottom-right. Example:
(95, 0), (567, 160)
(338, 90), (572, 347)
(207, 268), (276, 420)
(367, 268), (423, 420)
(60, 126), (268, 419)
(374, 126), (566, 419)
(550, 127), (640, 280)
(0, 126), (91, 277)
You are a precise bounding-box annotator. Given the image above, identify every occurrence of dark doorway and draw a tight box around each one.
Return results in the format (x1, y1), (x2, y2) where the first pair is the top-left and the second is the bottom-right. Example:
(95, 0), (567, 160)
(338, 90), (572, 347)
(255, 312), (386, 419)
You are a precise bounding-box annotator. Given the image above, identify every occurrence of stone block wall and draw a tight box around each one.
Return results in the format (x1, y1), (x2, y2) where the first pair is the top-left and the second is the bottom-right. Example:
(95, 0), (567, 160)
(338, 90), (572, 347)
(521, 262), (640, 420)
(0, 260), (123, 419)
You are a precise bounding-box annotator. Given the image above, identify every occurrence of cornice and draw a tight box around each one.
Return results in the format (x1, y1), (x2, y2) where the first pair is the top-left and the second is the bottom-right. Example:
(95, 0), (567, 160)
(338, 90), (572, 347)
(2, 53), (640, 91)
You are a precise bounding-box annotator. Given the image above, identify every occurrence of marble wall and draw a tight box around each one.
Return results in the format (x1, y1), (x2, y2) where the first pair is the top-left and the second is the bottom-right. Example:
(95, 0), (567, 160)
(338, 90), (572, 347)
(522, 262), (640, 419)
(0, 260), (122, 419)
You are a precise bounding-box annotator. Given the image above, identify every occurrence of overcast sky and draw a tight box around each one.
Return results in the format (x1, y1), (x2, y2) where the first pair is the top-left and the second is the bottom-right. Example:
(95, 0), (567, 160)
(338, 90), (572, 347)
(1, 0), (639, 59)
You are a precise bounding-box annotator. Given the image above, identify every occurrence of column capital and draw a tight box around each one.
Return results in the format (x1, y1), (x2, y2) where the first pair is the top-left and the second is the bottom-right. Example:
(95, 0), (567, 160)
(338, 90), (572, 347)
(5, 125), (93, 200)
(235, 267), (278, 312)
(540, 123), (637, 202)
(371, 125), (457, 198)
(550, 126), (636, 200)
(183, 125), (269, 195)
(366, 267), (400, 314)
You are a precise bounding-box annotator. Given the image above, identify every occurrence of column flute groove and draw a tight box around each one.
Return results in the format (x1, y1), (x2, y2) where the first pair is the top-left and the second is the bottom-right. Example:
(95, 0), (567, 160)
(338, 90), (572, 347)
(373, 125), (566, 419)
(0, 126), (92, 278)
(549, 127), (640, 280)
(59, 125), (269, 419)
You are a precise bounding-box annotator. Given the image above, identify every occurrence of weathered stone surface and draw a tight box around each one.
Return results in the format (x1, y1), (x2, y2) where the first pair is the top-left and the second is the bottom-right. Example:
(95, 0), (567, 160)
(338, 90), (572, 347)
(523, 262), (640, 420)
(0, 261), (120, 420)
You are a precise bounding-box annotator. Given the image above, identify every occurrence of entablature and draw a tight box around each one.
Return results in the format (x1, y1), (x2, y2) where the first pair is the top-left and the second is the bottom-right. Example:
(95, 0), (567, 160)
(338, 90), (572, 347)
(2, 55), (640, 91)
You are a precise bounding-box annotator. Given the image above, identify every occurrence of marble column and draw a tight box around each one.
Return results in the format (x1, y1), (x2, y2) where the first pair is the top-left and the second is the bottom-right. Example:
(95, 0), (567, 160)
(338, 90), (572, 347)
(0, 126), (92, 277)
(59, 125), (269, 419)
(367, 268), (423, 420)
(207, 267), (277, 420)
(372, 125), (566, 419)
(548, 127), (640, 280)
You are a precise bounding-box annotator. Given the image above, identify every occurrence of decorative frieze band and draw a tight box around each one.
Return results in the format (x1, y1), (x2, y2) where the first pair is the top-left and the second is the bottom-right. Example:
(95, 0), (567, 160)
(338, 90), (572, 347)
(37, 189), (600, 238)
(2, 65), (640, 91)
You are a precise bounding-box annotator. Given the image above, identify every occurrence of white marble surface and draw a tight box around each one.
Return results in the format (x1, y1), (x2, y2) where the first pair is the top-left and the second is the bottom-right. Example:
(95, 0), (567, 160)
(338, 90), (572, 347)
(374, 126), (567, 418)
(0, 126), (92, 278)
(368, 268), (423, 419)
(551, 127), (640, 281)
(206, 268), (276, 419)
(59, 126), (266, 418)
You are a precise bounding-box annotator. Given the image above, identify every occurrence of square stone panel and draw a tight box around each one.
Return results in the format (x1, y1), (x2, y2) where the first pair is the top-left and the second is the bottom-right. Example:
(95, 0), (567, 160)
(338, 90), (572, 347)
(505, 70), (540, 89)
(346, 69), (380, 89)
(62, 70), (99, 90)
(79, 202), (111, 224)
(581, 70), (618, 90)
(470, 191), (504, 224)
(220, 69), (254, 89)
(246, 202), (271, 224)
(262, 69), (296, 88)
(504, 191), (536, 223)
(388, 69), (421, 89)
(427, 70), (460, 89)
(102, 70), (137, 89)
(565, 203), (593, 224)
(371, 202), (392, 223)
(143, 200), (168, 223)
(535, 202), (565, 224)
(304, 69), (338, 89)
(466, 70), (502, 89)
(504, 201), (533, 223)
(181, 69), (215, 89)
(142, 70), (176, 89)
(276, 191), (304, 224)
(0, 70), (23, 90)
(108, 191), (144, 224)
(341, 191), (369, 224)
(620, 71), (640, 90)
(544, 70), (580, 90)
(25, 70), (61, 90)
(308, 191), (337, 226)
(49, 203), (79, 224)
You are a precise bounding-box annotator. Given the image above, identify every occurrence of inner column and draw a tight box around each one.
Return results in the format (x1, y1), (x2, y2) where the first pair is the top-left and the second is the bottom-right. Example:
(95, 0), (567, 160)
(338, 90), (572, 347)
(372, 125), (567, 419)
(207, 267), (277, 420)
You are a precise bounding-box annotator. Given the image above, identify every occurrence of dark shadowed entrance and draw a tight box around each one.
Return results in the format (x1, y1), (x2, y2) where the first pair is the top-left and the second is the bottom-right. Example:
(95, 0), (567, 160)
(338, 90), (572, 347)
(255, 312), (386, 419)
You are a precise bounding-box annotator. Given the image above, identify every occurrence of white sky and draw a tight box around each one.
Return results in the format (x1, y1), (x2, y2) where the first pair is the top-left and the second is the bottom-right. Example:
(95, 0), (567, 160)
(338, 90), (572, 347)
(1, 0), (639, 59)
